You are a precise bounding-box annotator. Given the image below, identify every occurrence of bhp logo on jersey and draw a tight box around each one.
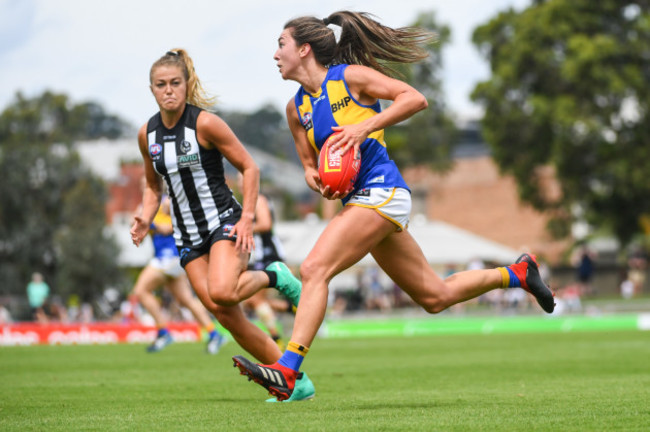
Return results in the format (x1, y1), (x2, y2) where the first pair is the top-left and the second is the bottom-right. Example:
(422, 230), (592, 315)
(331, 96), (351, 113)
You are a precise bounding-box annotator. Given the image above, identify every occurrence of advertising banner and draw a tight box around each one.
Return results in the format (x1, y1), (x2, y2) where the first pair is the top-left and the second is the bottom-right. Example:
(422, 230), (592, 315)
(0, 322), (201, 346)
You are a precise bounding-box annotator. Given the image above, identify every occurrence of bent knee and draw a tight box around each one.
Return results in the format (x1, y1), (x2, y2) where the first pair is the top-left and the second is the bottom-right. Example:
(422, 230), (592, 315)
(208, 285), (239, 307)
(299, 258), (331, 285)
(299, 260), (316, 282)
(132, 286), (148, 299)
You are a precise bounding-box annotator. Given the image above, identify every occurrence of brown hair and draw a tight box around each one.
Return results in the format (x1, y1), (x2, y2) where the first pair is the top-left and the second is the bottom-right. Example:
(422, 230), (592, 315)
(284, 11), (435, 76)
(149, 48), (215, 109)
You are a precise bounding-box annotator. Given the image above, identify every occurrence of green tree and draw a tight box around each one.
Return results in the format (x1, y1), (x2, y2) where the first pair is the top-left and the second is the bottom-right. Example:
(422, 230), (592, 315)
(0, 91), (126, 304)
(387, 11), (458, 171)
(218, 104), (297, 163)
(0, 91), (132, 145)
(471, 1), (650, 245)
(55, 177), (122, 302)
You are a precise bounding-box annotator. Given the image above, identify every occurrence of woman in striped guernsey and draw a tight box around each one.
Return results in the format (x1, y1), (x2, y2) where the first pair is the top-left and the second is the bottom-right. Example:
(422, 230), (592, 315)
(130, 49), (314, 401)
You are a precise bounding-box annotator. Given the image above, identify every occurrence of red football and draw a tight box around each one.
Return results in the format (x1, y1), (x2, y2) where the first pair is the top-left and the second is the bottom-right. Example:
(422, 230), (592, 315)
(318, 133), (361, 195)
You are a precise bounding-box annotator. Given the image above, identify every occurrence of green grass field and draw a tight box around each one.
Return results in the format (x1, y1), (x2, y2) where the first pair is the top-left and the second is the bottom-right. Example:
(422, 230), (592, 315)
(1, 331), (649, 431)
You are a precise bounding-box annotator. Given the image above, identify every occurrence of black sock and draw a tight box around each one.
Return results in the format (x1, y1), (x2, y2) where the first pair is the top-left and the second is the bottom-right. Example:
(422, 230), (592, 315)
(264, 270), (277, 288)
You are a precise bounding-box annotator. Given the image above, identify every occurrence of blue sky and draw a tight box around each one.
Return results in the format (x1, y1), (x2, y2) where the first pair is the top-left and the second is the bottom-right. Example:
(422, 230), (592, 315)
(0, 0), (529, 128)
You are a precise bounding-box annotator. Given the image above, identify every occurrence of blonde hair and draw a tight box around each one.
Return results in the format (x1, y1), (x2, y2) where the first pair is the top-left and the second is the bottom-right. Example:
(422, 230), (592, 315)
(149, 48), (216, 109)
(285, 11), (435, 77)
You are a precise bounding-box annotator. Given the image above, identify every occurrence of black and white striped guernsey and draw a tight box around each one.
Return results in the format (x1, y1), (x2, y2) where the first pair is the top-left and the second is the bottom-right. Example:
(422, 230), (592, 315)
(146, 104), (242, 247)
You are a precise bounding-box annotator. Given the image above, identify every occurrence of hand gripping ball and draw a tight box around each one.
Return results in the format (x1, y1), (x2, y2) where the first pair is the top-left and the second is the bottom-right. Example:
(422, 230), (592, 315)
(318, 133), (361, 195)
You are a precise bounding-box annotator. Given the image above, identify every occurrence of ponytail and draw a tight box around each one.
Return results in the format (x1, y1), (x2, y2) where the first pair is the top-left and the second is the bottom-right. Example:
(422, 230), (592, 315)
(285, 11), (435, 76)
(149, 48), (216, 109)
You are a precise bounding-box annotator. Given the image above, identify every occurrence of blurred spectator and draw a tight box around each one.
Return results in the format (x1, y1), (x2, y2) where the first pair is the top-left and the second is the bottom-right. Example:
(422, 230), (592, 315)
(329, 292), (349, 318)
(97, 287), (124, 321)
(574, 245), (596, 294)
(0, 301), (13, 324)
(46, 295), (69, 322)
(79, 302), (95, 323)
(482, 288), (504, 311)
(26, 272), (50, 323)
(67, 294), (81, 321)
(120, 294), (143, 324)
(503, 288), (528, 311)
(559, 283), (582, 313)
(620, 277), (635, 300)
(627, 247), (647, 296)
(362, 266), (392, 312)
(391, 281), (415, 309)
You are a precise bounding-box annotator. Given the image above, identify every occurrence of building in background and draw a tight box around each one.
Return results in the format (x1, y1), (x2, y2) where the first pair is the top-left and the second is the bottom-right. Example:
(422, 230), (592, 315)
(78, 127), (570, 268)
(403, 120), (569, 264)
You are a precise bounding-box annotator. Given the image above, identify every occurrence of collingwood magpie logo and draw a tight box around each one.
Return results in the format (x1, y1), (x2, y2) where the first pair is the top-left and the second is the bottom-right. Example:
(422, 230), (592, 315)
(177, 140), (199, 168)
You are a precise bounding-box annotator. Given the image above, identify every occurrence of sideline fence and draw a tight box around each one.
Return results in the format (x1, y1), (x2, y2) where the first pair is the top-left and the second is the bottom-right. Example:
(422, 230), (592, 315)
(2, 313), (648, 346)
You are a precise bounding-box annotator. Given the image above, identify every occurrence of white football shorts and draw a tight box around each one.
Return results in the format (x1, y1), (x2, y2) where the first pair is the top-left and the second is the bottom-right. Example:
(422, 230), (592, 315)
(346, 187), (411, 231)
(148, 256), (184, 278)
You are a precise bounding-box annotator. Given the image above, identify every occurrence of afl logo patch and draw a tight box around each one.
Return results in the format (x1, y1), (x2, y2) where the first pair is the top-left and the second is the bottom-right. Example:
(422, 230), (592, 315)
(149, 143), (162, 161)
(301, 112), (313, 131)
(221, 224), (237, 238)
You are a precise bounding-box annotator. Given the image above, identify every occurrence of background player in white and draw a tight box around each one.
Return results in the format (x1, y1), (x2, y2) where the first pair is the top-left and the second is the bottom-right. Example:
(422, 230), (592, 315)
(132, 193), (226, 353)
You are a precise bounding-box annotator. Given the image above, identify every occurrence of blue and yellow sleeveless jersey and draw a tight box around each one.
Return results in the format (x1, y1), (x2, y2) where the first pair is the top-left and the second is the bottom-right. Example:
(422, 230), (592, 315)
(293, 64), (410, 204)
(150, 207), (178, 259)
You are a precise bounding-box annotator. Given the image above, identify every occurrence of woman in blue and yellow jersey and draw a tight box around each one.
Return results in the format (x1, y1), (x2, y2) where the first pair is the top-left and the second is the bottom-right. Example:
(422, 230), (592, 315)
(233, 11), (555, 401)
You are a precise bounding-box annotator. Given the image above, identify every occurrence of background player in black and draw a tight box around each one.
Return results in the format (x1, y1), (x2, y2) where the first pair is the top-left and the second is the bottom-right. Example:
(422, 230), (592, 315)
(243, 188), (292, 349)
